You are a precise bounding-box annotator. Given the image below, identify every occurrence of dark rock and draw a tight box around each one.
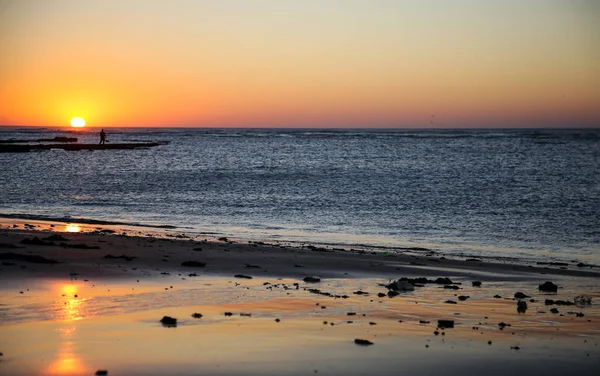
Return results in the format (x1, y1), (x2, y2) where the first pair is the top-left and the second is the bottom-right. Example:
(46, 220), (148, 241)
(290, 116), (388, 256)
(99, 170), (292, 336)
(444, 285), (460, 290)
(377, 292), (386, 298)
(354, 339), (374, 346)
(444, 300), (457, 304)
(387, 290), (399, 298)
(240, 313), (252, 317)
(437, 320), (454, 329)
(234, 274), (253, 279)
(550, 308), (559, 314)
(192, 247), (203, 251)
(19, 237), (56, 246)
(538, 281), (558, 292)
(245, 264), (261, 269)
(493, 295), (502, 298)
(0, 252), (58, 264)
(574, 295), (592, 307)
(95, 371), (108, 376)
(104, 254), (135, 261)
(303, 276), (321, 283)
(514, 292), (529, 299)
(60, 242), (100, 249)
(224, 312), (233, 316)
(347, 312), (357, 316)
(43, 234), (68, 241)
(0, 243), (20, 249)
(218, 237), (228, 242)
(191, 313), (203, 319)
(181, 261), (206, 267)
(434, 277), (454, 285)
(511, 346), (520, 350)
(498, 322), (511, 330)
(517, 300), (528, 313)
(544, 299), (574, 306)
(472, 281), (482, 287)
(353, 290), (368, 295)
(275, 318), (280, 322)
(419, 320), (430, 324)
(159, 316), (177, 327)
(458, 296), (470, 301)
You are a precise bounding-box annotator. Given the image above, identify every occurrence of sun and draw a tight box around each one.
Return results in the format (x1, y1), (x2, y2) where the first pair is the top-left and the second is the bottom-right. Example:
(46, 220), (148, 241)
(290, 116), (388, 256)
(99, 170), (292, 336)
(70, 117), (86, 128)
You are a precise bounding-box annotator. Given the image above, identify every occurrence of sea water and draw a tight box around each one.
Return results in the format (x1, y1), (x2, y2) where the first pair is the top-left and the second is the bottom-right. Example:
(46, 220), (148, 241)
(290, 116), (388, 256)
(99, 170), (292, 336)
(1, 127), (599, 263)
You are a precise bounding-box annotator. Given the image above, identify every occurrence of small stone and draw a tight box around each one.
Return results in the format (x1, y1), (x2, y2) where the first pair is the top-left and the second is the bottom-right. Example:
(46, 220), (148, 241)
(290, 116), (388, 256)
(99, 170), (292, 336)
(472, 281), (482, 287)
(159, 316), (177, 327)
(303, 276), (321, 283)
(95, 371), (108, 376)
(275, 318), (280, 322)
(224, 312), (233, 316)
(181, 261), (206, 267)
(437, 320), (454, 329)
(191, 313), (203, 319)
(514, 292), (529, 299)
(234, 274), (252, 279)
(354, 339), (374, 346)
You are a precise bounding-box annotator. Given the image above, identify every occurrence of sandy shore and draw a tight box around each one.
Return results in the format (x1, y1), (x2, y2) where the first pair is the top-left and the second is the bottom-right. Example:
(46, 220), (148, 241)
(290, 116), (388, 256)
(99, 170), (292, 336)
(1, 220), (599, 375)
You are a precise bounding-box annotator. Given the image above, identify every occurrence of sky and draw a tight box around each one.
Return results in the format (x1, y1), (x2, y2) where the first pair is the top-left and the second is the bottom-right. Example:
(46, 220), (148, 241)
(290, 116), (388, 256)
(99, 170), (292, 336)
(0, 0), (598, 128)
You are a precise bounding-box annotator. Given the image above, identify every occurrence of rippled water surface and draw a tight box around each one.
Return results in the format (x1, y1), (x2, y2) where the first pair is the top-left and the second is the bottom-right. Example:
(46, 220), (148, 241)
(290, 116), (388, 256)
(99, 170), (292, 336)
(1, 127), (599, 262)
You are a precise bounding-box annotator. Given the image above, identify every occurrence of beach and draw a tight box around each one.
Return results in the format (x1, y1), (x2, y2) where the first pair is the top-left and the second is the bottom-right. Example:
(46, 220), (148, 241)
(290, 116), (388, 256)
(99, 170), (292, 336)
(1, 219), (599, 375)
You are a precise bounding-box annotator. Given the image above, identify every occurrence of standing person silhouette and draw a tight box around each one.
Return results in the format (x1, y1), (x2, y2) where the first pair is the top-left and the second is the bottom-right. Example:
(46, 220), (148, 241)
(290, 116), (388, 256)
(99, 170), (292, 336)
(99, 129), (106, 145)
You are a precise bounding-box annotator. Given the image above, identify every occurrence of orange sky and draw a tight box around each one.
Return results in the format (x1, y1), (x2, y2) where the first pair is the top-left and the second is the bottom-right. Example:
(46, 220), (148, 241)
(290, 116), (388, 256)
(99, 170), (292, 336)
(0, 0), (599, 128)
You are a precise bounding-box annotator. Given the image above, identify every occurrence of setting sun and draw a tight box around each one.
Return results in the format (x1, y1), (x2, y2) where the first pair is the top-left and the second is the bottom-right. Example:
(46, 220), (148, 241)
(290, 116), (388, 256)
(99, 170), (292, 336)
(70, 117), (86, 128)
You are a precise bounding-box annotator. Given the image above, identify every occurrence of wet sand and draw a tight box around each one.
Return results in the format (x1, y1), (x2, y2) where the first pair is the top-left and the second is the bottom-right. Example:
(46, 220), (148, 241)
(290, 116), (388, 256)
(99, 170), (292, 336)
(1, 220), (599, 375)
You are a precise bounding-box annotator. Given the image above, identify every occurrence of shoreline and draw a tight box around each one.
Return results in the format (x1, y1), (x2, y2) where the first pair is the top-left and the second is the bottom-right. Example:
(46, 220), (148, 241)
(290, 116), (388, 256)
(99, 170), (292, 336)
(2, 213), (599, 270)
(1, 218), (600, 375)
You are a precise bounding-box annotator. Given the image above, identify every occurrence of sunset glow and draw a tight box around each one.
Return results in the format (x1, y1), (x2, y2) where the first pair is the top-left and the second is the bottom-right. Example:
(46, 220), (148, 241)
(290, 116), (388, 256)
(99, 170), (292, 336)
(0, 0), (598, 128)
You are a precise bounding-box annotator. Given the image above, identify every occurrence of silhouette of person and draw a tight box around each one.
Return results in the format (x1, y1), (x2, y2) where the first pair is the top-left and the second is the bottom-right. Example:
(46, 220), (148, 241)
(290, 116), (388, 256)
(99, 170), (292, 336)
(99, 129), (106, 145)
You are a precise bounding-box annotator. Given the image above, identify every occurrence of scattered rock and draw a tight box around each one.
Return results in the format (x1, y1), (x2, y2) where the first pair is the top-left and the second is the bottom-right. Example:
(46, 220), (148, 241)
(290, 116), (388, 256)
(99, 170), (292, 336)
(224, 312), (233, 316)
(303, 276), (321, 283)
(493, 295), (502, 298)
(159, 316), (177, 327)
(544, 299), (574, 306)
(181, 261), (206, 267)
(517, 300), (528, 313)
(191, 313), (203, 319)
(514, 292), (529, 299)
(419, 320), (430, 324)
(538, 281), (558, 292)
(385, 280), (415, 291)
(444, 300), (457, 304)
(19, 237), (56, 246)
(444, 285), (460, 290)
(377, 292), (386, 298)
(218, 237), (228, 242)
(437, 320), (454, 329)
(574, 295), (592, 307)
(245, 264), (261, 269)
(458, 295), (470, 301)
(347, 312), (357, 316)
(472, 281), (482, 287)
(95, 371), (108, 376)
(550, 308), (559, 314)
(498, 322), (511, 330)
(59, 243), (100, 249)
(354, 339), (374, 346)
(0, 252), (58, 264)
(43, 234), (68, 241)
(275, 318), (280, 323)
(240, 313), (252, 317)
(234, 274), (253, 279)
(104, 254), (135, 261)
(510, 346), (520, 350)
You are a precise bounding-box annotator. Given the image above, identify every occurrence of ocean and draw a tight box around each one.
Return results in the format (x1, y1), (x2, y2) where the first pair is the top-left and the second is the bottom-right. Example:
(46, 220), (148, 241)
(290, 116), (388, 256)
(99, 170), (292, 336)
(1, 127), (599, 264)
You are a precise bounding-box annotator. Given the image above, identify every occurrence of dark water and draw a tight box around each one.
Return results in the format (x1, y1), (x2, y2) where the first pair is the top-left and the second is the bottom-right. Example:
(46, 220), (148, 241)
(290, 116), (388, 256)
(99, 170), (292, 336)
(1, 127), (599, 263)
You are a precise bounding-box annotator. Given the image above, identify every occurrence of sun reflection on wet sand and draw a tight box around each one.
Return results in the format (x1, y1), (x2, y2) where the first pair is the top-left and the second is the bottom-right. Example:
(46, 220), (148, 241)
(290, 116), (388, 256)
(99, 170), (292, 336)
(64, 224), (81, 233)
(44, 283), (91, 375)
